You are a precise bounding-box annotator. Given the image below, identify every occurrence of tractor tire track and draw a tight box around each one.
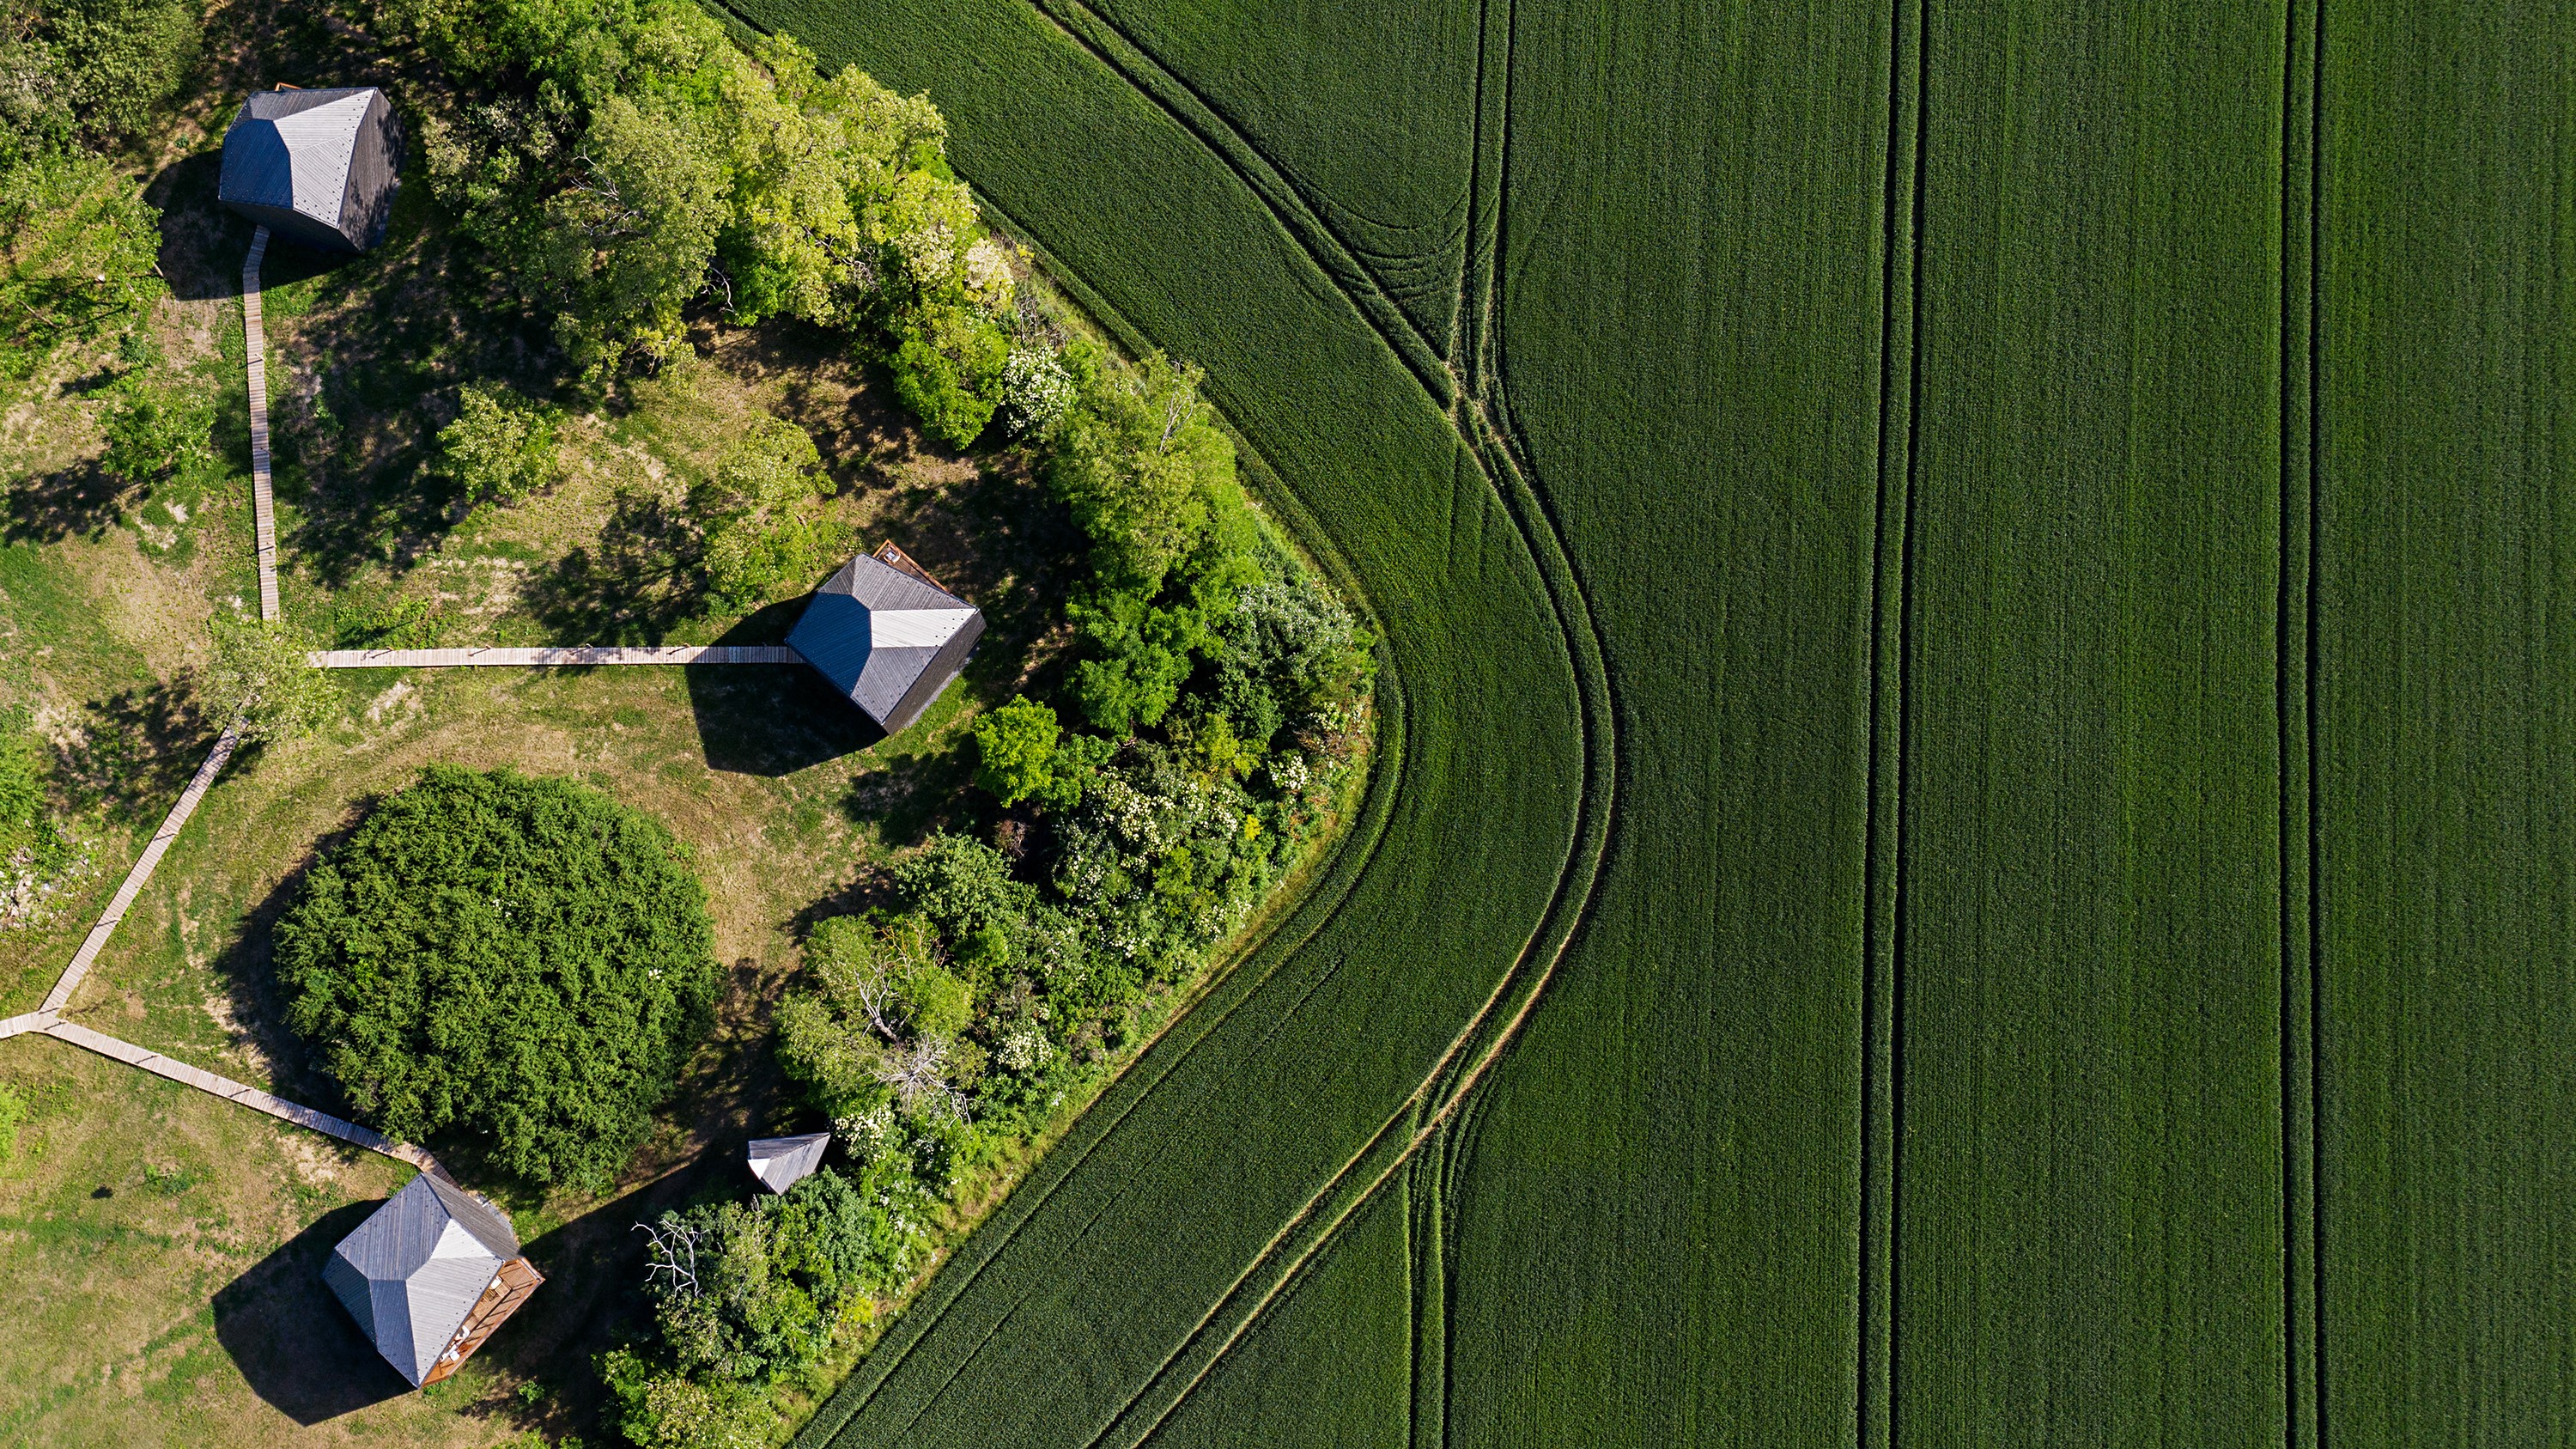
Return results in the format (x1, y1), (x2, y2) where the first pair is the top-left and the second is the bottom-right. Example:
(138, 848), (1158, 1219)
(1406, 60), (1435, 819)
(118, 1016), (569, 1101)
(721, 0), (1619, 1437)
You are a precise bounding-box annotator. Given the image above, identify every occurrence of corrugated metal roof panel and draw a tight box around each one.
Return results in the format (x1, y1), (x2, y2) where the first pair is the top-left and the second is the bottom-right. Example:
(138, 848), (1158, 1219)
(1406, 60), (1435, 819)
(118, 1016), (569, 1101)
(269, 92), (371, 225)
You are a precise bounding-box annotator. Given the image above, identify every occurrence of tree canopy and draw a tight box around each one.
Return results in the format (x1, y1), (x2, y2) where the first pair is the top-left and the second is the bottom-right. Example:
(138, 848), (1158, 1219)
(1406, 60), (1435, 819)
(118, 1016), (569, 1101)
(276, 766), (720, 1188)
(203, 612), (342, 742)
(392, 0), (1019, 408)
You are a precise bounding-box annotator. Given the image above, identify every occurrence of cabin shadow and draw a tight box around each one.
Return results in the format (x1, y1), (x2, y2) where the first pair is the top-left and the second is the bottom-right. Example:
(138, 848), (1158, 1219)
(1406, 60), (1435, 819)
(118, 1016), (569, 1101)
(465, 1144), (760, 1445)
(147, 149), (255, 302)
(213, 1201), (413, 1423)
(683, 605), (884, 776)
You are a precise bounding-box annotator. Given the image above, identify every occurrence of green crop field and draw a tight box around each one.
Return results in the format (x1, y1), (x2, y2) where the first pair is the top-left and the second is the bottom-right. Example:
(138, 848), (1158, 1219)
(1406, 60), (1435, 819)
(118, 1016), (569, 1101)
(690, 0), (2573, 1444)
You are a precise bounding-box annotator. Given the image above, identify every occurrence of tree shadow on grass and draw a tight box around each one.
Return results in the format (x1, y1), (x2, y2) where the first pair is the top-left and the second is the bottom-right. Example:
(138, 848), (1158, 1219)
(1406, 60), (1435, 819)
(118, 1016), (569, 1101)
(57, 680), (219, 820)
(523, 487), (711, 645)
(207, 802), (373, 1117)
(212, 1201), (413, 1424)
(2, 459), (131, 545)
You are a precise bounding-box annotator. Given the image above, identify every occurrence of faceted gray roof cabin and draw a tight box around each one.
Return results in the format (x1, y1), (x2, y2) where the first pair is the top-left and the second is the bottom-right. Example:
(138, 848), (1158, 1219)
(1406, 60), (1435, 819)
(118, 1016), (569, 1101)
(322, 1174), (521, 1386)
(218, 86), (401, 252)
(787, 545), (984, 734)
(746, 1132), (831, 1194)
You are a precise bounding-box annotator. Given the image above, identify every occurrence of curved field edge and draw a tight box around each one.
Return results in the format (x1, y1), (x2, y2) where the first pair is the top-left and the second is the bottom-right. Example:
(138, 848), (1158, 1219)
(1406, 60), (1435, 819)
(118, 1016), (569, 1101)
(687, 1), (1619, 1445)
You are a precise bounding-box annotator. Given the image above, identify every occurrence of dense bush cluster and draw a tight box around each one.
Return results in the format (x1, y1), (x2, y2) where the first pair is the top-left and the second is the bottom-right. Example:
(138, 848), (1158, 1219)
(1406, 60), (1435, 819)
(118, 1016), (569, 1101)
(601, 1162), (933, 1447)
(438, 381), (567, 513)
(752, 338), (1376, 1314)
(276, 766), (720, 1189)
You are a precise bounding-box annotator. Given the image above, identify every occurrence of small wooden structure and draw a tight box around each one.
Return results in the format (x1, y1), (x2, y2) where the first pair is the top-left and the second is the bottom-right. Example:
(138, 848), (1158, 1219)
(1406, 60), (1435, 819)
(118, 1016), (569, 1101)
(323, 1173), (544, 1387)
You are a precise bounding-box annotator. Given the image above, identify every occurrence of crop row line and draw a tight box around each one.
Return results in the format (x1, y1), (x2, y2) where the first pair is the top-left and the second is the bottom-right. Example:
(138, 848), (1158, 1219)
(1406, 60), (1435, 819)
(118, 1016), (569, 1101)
(2279, 2), (2326, 1446)
(1857, 0), (1929, 1443)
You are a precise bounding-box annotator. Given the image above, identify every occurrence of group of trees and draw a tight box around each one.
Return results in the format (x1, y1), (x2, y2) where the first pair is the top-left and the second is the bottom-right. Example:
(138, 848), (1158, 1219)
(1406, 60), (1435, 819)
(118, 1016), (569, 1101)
(386, 0), (1037, 444)
(603, 1161), (932, 1447)
(0, 0), (195, 386)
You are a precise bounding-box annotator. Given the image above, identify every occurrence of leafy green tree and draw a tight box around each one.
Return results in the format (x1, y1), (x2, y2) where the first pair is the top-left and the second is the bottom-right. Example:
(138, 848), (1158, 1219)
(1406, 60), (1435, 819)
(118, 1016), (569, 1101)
(1208, 575), (1378, 748)
(775, 912), (972, 1118)
(692, 418), (848, 612)
(1041, 346), (1264, 733)
(396, 0), (1015, 408)
(893, 831), (1033, 944)
(275, 766), (720, 1189)
(1064, 589), (1203, 735)
(888, 320), (1004, 448)
(972, 695), (1058, 807)
(438, 382), (564, 510)
(202, 612), (338, 741)
(1047, 347), (1246, 596)
(598, 1349), (765, 1449)
(34, 0), (197, 144)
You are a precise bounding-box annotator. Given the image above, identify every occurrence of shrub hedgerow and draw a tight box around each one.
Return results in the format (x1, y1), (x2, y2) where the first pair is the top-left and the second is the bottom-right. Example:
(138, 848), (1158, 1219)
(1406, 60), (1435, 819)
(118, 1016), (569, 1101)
(276, 766), (719, 1189)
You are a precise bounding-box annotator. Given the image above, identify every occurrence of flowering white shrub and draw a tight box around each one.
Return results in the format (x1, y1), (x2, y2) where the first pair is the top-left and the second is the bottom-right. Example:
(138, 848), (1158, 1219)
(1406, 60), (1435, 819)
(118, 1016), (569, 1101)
(997, 1025), (1054, 1075)
(963, 238), (1017, 307)
(999, 347), (1076, 440)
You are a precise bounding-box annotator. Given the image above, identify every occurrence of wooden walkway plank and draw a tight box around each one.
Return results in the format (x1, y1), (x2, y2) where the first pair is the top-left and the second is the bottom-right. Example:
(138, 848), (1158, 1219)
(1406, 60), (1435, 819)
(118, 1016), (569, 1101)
(307, 645), (805, 668)
(41, 724), (241, 1015)
(242, 227), (280, 622)
(0, 1011), (52, 1039)
(37, 1018), (442, 1175)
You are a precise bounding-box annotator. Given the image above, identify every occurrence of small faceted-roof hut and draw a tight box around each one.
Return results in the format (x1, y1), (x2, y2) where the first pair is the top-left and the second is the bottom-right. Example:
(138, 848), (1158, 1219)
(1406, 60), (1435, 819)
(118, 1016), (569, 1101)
(218, 85), (401, 253)
(323, 1174), (544, 1387)
(745, 1133), (831, 1194)
(788, 542), (984, 734)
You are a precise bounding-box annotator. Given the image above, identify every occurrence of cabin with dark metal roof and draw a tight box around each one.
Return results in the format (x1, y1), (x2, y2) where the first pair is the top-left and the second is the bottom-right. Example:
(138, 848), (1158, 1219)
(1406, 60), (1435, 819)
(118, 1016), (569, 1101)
(322, 1173), (543, 1387)
(218, 86), (401, 253)
(788, 543), (984, 734)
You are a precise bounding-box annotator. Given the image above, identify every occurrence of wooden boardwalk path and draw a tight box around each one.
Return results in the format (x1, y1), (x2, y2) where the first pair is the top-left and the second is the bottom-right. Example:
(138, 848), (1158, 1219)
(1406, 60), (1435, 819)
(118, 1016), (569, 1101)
(242, 227), (280, 622)
(39, 1018), (442, 1175)
(309, 644), (803, 667)
(3, 713), (445, 1178)
(42, 723), (239, 1014)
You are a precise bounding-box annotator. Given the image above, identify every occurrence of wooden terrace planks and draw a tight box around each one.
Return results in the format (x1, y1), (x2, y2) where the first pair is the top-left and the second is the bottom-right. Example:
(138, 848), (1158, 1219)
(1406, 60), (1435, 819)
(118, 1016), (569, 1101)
(242, 226), (280, 623)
